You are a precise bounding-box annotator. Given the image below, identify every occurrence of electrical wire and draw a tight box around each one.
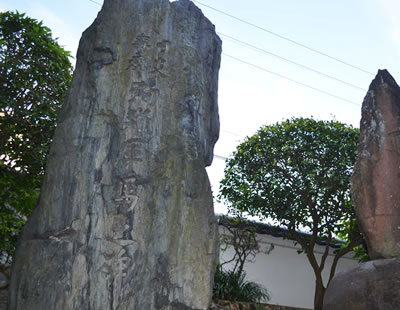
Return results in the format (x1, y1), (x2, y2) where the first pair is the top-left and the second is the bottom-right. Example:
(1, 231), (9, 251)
(85, 1), (361, 109)
(223, 53), (361, 107)
(193, 0), (375, 76)
(219, 32), (367, 92)
(220, 129), (246, 138)
(89, 0), (102, 5)
(87, 0), (367, 102)
(214, 154), (228, 161)
(87, 0), (362, 160)
(88, 0), (366, 92)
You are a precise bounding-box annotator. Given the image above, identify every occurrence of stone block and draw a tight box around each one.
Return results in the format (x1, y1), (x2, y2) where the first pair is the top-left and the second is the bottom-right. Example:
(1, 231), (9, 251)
(323, 258), (400, 310)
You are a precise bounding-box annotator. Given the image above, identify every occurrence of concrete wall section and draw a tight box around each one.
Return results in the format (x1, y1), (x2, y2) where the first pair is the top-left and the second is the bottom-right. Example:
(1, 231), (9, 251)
(219, 226), (360, 309)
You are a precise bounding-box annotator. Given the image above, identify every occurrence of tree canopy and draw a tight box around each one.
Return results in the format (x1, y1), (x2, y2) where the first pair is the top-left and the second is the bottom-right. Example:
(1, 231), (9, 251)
(0, 11), (73, 263)
(219, 117), (364, 310)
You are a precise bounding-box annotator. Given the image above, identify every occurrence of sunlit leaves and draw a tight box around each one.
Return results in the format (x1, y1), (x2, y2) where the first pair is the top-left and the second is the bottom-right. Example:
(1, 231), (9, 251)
(219, 117), (360, 239)
(0, 11), (72, 262)
(0, 11), (73, 175)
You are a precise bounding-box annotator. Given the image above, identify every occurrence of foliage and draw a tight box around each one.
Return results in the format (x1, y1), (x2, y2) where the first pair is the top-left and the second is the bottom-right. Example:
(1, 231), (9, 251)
(219, 117), (364, 310)
(0, 163), (40, 263)
(0, 11), (73, 174)
(337, 217), (370, 262)
(213, 267), (270, 303)
(0, 11), (72, 262)
(219, 216), (261, 277)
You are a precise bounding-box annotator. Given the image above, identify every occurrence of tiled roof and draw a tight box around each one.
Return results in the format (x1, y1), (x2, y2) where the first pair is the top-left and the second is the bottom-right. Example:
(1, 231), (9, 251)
(216, 214), (345, 249)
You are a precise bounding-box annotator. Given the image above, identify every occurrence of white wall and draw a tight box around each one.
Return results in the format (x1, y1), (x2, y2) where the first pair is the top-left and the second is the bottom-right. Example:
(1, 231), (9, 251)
(219, 226), (360, 309)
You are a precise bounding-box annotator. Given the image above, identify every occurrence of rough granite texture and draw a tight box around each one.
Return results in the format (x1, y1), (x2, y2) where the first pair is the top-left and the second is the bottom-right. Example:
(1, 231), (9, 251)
(0, 265), (10, 310)
(8, 0), (221, 309)
(352, 69), (400, 259)
(0, 290), (7, 310)
(323, 258), (400, 310)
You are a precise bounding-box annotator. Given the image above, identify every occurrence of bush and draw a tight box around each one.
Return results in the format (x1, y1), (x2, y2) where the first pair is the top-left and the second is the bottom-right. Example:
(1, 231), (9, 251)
(213, 267), (270, 303)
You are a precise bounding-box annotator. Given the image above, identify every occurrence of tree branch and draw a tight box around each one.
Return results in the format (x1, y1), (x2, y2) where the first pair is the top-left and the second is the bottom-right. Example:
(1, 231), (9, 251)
(319, 232), (332, 273)
(327, 236), (363, 286)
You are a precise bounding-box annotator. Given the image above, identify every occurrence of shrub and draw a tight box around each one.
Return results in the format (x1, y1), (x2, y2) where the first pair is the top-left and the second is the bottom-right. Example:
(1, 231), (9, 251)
(213, 267), (270, 303)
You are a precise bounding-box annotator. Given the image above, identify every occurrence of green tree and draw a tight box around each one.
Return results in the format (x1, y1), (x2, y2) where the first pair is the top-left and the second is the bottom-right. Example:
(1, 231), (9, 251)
(0, 11), (73, 263)
(219, 117), (364, 310)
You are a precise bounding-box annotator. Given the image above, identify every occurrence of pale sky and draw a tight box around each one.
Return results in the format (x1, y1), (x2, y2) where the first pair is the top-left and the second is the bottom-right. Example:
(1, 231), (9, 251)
(2, 0), (400, 213)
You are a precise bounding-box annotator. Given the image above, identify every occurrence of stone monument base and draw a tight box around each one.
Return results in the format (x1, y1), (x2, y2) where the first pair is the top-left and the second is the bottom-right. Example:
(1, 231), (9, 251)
(323, 258), (400, 310)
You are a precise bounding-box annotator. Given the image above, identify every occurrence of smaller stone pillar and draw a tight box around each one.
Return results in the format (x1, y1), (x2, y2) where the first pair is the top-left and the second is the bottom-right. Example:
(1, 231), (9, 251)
(352, 69), (400, 259)
(324, 69), (400, 310)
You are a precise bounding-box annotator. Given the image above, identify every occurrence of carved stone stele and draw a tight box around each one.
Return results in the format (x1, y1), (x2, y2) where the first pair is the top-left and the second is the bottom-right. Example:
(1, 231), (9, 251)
(8, 0), (221, 309)
(352, 69), (400, 259)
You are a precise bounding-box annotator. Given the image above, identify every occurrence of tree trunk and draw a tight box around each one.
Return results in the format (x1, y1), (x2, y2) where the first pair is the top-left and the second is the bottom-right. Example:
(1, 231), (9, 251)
(314, 279), (326, 310)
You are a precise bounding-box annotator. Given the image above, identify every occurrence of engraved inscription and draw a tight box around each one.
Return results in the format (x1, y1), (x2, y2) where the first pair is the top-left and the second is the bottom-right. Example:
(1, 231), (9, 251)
(152, 57), (167, 76)
(128, 34), (170, 77)
(128, 107), (152, 137)
(123, 140), (146, 161)
(126, 80), (159, 141)
(123, 34), (169, 166)
(132, 33), (151, 51)
(99, 244), (132, 292)
(181, 94), (200, 132)
(112, 214), (129, 239)
(128, 80), (159, 104)
(128, 55), (146, 71)
(128, 33), (151, 72)
(114, 177), (139, 211)
(157, 40), (170, 54)
(151, 40), (170, 77)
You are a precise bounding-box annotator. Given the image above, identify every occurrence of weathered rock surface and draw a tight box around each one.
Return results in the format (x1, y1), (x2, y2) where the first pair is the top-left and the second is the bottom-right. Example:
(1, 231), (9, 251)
(0, 266), (9, 290)
(0, 265), (10, 310)
(352, 69), (400, 259)
(9, 0), (221, 309)
(323, 258), (400, 310)
(0, 290), (7, 310)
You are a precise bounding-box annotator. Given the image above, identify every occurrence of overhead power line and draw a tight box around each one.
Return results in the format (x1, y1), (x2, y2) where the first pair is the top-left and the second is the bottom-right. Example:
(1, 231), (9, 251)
(193, 0), (375, 76)
(220, 129), (246, 138)
(218, 32), (367, 92)
(86, 0), (361, 106)
(214, 154), (228, 161)
(223, 53), (361, 107)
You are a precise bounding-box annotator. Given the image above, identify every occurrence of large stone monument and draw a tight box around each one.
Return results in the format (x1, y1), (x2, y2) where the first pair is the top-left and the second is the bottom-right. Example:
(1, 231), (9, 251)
(8, 0), (221, 309)
(324, 70), (400, 310)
